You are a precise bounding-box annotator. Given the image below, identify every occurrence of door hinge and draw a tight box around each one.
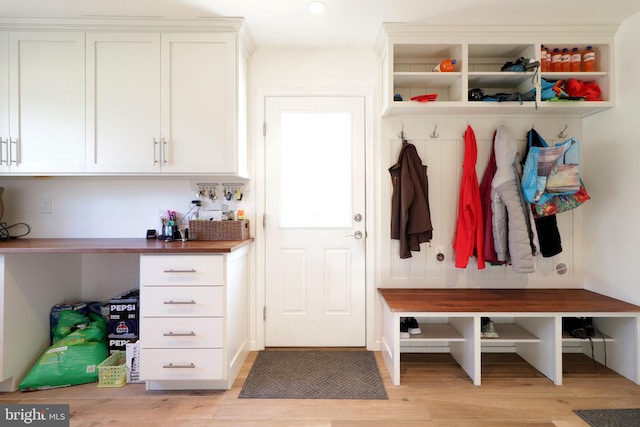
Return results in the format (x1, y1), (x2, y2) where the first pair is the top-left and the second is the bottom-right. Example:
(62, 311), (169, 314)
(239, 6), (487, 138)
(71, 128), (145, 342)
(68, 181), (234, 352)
(263, 121), (266, 137)
(263, 306), (266, 321)
(262, 213), (266, 228)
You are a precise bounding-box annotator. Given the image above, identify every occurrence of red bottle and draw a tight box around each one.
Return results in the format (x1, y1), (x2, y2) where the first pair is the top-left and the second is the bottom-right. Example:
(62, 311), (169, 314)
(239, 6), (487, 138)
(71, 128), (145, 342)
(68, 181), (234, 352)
(432, 58), (457, 72)
(570, 47), (581, 72)
(540, 45), (548, 72)
(551, 48), (562, 72)
(560, 48), (571, 72)
(583, 46), (596, 72)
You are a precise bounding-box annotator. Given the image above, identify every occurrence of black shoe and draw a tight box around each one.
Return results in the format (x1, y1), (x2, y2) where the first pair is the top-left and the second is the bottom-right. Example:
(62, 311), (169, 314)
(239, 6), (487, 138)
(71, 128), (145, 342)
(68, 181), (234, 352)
(407, 317), (421, 335)
(400, 318), (410, 338)
(481, 317), (499, 338)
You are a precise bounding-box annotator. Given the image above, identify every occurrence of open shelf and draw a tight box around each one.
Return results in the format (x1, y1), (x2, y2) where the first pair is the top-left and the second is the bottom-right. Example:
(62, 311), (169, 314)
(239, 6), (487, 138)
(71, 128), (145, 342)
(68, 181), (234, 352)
(394, 72), (461, 89)
(401, 322), (464, 343)
(562, 332), (614, 343)
(468, 71), (535, 88)
(481, 323), (540, 344)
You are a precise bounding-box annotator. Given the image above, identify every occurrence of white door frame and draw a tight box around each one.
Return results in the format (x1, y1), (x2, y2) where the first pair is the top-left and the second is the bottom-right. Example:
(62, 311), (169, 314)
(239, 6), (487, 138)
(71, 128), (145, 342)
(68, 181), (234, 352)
(253, 88), (376, 350)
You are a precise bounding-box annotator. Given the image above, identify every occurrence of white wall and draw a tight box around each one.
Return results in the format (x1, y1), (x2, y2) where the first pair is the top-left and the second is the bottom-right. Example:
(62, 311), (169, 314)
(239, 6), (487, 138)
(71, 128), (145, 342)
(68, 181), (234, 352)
(582, 11), (640, 305)
(250, 47), (379, 90)
(0, 177), (247, 238)
(249, 46), (380, 349)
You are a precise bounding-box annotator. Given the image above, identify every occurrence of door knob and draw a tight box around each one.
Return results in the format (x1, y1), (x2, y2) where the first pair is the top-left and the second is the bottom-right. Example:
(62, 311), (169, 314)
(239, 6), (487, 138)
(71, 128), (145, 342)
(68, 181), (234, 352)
(346, 231), (363, 239)
(353, 213), (363, 222)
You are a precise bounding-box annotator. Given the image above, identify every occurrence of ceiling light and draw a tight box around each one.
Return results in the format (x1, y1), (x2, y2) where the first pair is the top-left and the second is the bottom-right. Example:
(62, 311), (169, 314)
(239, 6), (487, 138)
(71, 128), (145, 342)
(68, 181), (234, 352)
(308, 1), (326, 14)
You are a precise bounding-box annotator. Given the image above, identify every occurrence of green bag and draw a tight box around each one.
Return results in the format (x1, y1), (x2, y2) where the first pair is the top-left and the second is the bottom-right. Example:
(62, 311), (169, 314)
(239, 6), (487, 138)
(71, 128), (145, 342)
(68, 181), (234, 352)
(20, 312), (108, 391)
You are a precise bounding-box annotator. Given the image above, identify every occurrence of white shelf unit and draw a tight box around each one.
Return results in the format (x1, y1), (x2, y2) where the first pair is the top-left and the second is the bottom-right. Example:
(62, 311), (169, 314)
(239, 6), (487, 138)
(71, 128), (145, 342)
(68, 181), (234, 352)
(380, 306), (640, 387)
(377, 24), (617, 117)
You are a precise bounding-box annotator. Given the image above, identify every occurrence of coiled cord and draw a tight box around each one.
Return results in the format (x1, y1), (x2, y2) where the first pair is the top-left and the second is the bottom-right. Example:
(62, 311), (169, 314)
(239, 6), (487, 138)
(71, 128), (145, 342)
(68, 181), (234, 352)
(0, 221), (31, 240)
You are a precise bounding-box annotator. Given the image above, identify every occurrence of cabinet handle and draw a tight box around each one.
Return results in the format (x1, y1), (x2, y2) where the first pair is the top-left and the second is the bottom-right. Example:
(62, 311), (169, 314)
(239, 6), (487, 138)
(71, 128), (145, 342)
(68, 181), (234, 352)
(163, 331), (196, 337)
(153, 138), (159, 165)
(163, 269), (197, 273)
(163, 300), (196, 305)
(161, 138), (168, 165)
(0, 138), (6, 165)
(9, 138), (18, 165)
(162, 363), (196, 369)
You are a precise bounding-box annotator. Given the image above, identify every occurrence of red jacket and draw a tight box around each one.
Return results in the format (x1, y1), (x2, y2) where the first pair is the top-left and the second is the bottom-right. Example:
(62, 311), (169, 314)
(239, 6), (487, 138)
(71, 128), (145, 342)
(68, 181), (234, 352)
(454, 126), (485, 269)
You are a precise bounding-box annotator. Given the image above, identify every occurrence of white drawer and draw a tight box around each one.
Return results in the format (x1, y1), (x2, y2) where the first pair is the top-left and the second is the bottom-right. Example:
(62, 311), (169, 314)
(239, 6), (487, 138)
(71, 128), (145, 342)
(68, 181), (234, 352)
(141, 317), (223, 348)
(141, 286), (223, 317)
(140, 348), (224, 380)
(140, 254), (224, 286)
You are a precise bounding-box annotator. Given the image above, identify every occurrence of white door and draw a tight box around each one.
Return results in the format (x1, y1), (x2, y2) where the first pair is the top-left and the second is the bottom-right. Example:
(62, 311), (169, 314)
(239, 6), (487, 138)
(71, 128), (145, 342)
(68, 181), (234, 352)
(265, 96), (366, 347)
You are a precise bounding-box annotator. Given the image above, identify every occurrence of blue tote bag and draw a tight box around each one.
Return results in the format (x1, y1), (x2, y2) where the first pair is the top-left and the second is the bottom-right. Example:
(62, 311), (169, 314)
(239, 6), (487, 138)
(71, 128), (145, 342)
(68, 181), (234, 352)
(521, 130), (581, 204)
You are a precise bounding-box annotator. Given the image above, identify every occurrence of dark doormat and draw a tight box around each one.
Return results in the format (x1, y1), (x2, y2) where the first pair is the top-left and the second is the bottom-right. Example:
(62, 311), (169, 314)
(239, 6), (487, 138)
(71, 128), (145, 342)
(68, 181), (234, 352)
(573, 408), (640, 427)
(238, 350), (388, 399)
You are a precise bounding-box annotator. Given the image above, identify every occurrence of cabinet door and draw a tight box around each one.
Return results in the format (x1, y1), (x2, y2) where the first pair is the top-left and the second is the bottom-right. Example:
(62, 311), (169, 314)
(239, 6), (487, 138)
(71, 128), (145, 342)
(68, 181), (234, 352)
(7, 32), (85, 173)
(86, 33), (161, 173)
(160, 33), (237, 174)
(0, 32), (8, 173)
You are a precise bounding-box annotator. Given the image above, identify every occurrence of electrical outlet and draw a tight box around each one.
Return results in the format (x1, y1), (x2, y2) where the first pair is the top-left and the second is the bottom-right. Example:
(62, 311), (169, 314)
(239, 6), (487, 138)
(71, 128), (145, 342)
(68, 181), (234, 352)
(41, 197), (52, 214)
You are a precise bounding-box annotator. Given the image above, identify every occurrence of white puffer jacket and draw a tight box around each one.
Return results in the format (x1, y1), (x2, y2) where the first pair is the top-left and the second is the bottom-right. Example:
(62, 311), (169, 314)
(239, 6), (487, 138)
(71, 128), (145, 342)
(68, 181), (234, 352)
(491, 126), (536, 273)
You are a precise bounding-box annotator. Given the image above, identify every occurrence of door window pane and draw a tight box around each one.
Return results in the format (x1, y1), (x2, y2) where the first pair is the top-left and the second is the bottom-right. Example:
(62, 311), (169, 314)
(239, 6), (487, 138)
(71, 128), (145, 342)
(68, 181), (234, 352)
(280, 112), (352, 227)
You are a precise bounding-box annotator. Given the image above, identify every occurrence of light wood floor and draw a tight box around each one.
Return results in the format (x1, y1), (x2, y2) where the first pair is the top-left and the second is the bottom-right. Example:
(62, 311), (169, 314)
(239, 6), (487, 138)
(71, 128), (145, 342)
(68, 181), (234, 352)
(1, 351), (639, 426)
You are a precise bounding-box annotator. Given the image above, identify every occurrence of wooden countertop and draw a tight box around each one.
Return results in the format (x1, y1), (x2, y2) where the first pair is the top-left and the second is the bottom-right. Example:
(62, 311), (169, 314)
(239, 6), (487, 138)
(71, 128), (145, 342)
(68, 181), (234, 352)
(378, 288), (640, 313)
(0, 238), (253, 254)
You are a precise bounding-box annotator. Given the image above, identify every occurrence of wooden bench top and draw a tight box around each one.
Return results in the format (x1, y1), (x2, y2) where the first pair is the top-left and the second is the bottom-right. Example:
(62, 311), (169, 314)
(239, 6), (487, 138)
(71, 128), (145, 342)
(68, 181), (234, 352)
(378, 288), (640, 313)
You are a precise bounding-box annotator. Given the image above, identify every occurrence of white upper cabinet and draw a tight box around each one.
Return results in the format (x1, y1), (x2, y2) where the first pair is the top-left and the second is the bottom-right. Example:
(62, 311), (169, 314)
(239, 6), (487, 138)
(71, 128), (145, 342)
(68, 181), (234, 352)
(378, 24), (617, 117)
(160, 33), (238, 175)
(86, 33), (161, 173)
(0, 18), (252, 177)
(2, 31), (86, 174)
(0, 32), (8, 171)
(86, 31), (247, 176)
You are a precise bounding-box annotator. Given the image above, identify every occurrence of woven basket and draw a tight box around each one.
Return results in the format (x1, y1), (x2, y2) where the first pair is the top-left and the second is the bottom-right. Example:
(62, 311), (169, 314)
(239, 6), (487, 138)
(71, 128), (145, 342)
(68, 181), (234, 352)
(189, 220), (250, 241)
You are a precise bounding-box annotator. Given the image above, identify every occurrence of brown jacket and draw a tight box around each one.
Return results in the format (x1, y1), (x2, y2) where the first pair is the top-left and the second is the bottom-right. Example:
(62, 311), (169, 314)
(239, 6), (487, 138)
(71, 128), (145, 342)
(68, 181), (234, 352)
(389, 142), (433, 258)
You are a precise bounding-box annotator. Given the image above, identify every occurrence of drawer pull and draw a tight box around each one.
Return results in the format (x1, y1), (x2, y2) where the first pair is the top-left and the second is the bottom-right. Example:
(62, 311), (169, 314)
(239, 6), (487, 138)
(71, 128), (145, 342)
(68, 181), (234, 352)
(163, 269), (197, 273)
(163, 331), (196, 337)
(163, 300), (196, 305)
(163, 363), (196, 369)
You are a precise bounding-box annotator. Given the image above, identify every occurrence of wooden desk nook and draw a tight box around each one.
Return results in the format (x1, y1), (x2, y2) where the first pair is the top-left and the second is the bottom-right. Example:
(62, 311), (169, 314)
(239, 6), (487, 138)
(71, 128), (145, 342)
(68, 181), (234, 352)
(0, 238), (253, 392)
(378, 288), (640, 386)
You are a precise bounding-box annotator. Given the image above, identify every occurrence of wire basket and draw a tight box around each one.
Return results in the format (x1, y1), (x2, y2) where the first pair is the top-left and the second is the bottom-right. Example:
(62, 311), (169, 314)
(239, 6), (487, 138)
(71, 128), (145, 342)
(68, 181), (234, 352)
(97, 351), (127, 387)
(188, 220), (250, 241)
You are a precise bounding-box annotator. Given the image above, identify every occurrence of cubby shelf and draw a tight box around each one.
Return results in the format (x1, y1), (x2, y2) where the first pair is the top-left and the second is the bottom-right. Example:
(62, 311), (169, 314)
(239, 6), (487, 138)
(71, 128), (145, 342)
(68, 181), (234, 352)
(481, 323), (540, 343)
(377, 24), (617, 117)
(401, 322), (464, 342)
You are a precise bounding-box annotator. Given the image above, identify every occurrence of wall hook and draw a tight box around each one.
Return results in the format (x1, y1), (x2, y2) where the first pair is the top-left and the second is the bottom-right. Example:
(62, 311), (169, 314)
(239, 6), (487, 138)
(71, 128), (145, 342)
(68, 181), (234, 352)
(399, 124), (407, 142)
(558, 124), (568, 139)
(430, 124), (439, 139)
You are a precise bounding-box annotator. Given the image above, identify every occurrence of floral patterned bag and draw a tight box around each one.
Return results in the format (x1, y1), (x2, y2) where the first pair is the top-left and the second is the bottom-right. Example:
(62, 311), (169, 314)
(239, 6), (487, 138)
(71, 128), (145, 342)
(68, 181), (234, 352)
(532, 180), (590, 218)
